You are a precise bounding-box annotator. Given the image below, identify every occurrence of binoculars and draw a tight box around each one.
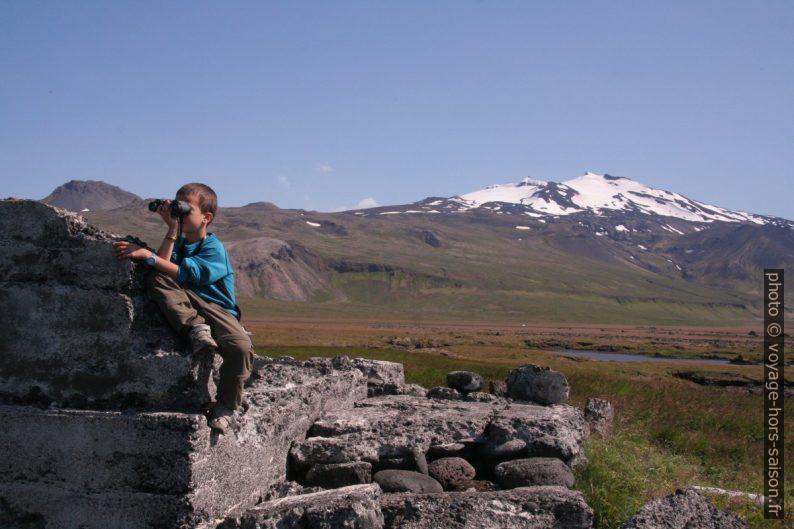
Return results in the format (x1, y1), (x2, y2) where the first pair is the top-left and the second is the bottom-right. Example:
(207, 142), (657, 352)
(148, 199), (191, 217)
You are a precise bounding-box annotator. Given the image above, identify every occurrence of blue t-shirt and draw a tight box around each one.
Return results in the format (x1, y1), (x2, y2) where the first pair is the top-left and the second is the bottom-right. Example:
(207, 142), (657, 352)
(172, 233), (238, 318)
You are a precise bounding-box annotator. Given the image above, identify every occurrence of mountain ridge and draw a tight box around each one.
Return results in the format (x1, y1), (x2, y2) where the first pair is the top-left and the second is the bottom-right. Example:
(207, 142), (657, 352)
(41, 175), (794, 325)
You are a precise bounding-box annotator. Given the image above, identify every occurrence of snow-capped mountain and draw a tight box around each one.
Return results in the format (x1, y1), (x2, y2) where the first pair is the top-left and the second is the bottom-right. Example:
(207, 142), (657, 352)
(413, 172), (783, 226)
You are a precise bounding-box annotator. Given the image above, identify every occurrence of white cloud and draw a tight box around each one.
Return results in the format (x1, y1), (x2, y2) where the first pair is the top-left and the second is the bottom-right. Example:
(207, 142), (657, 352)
(355, 197), (379, 209)
(329, 197), (379, 212)
(315, 162), (334, 174)
(278, 175), (289, 186)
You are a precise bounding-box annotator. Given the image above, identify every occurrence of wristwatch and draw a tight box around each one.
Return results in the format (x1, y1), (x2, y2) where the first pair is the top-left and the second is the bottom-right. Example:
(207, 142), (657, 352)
(145, 252), (157, 267)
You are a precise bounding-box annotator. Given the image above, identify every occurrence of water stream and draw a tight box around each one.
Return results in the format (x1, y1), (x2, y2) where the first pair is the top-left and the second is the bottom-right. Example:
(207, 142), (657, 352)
(550, 349), (756, 366)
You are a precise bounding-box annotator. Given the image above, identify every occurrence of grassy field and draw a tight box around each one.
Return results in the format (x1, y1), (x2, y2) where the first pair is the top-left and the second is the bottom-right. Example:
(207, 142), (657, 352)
(248, 318), (792, 529)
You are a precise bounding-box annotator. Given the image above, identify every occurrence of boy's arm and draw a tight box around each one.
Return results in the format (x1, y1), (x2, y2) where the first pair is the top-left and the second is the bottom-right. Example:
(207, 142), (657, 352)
(112, 201), (181, 278)
(152, 226), (180, 278)
(112, 236), (179, 278)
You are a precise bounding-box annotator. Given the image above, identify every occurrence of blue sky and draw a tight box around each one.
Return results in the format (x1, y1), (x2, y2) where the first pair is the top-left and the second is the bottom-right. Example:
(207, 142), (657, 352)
(2, 1), (792, 218)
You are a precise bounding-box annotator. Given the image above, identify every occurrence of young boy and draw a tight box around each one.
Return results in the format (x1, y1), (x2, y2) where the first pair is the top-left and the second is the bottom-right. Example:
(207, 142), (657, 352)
(113, 183), (252, 434)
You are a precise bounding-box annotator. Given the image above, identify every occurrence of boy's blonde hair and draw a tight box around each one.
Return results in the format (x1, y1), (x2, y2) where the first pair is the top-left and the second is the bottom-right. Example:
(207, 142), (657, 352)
(176, 183), (218, 223)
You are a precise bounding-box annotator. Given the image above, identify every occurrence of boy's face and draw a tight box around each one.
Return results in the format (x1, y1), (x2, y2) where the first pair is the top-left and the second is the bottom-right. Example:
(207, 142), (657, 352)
(176, 192), (213, 238)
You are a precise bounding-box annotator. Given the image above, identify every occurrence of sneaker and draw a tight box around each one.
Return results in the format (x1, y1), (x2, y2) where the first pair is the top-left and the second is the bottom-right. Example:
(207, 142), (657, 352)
(208, 402), (234, 434)
(189, 324), (217, 354)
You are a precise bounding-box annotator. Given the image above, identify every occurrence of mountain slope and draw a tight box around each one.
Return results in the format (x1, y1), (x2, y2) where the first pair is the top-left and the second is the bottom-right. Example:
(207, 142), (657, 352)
(41, 180), (141, 212)
(70, 174), (794, 325)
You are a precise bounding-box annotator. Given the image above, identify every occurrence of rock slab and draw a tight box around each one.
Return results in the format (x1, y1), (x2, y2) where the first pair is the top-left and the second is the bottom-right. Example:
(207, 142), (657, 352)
(0, 360), (367, 529)
(620, 487), (749, 529)
(220, 484), (384, 529)
(380, 486), (594, 529)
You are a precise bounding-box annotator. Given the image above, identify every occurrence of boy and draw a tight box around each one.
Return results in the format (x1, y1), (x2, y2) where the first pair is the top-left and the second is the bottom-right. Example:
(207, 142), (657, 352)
(113, 183), (252, 434)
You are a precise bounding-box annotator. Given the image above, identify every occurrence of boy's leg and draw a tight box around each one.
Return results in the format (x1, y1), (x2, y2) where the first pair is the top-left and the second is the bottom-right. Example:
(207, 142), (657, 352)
(146, 271), (206, 335)
(183, 290), (254, 411)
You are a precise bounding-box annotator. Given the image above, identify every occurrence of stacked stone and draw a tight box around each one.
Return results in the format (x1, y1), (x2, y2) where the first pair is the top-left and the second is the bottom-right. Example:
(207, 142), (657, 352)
(0, 201), (368, 529)
(281, 363), (604, 528)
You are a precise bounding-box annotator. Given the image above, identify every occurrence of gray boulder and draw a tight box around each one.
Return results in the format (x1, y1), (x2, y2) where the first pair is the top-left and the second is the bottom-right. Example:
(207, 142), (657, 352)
(380, 486), (594, 529)
(446, 371), (483, 393)
(620, 487), (748, 529)
(373, 470), (443, 493)
(494, 457), (575, 488)
(220, 484), (384, 529)
(506, 364), (570, 405)
(304, 462), (373, 488)
(584, 397), (615, 436)
(427, 457), (476, 490)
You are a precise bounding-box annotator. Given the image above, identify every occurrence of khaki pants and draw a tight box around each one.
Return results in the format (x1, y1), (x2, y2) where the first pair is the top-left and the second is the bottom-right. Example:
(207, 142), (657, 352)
(146, 271), (253, 410)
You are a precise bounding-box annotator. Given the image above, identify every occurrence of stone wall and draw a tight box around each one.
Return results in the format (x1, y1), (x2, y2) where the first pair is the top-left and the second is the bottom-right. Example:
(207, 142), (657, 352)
(0, 201), (368, 528)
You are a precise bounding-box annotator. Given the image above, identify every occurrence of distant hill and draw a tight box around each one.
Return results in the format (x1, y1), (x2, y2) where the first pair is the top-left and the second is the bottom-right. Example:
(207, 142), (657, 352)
(69, 174), (794, 326)
(41, 180), (141, 212)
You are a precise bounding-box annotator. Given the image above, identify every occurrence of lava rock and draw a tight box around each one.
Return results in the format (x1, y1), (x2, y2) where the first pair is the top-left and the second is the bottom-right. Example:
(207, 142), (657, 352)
(373, 469), (443, 493)
(494, 457), (575, 489)
(427, 457), (476, 490)
(506, 364), (570, 405)
(620, 487), (749, 529)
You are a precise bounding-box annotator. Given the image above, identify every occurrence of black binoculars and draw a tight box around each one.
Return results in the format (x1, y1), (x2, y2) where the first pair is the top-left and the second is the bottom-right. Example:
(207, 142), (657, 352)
(148, 199), (192, 217)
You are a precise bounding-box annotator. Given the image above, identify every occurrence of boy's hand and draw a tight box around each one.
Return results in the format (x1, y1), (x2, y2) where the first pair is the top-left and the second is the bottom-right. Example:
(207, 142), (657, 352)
(156, 200), (179, 229)
(113, 240), (150, 261)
